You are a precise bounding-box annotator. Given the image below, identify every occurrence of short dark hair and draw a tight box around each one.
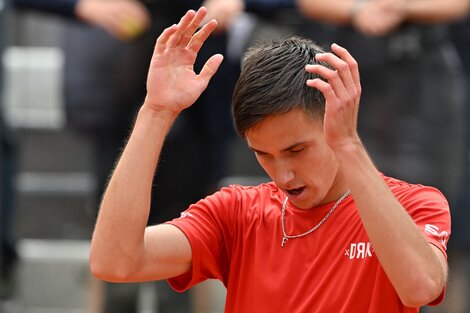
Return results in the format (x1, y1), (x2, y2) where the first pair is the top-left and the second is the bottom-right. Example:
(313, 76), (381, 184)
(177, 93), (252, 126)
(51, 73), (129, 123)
(232, 36), (330, 138)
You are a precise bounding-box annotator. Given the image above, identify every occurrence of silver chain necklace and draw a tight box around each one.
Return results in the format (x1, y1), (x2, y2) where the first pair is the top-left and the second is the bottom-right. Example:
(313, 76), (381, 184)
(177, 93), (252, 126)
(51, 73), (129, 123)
(281, 189), (351, 247)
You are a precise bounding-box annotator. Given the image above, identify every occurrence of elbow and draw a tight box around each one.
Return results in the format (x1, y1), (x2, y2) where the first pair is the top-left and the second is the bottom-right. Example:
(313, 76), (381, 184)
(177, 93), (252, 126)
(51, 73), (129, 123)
(399, 275), (445, 308)
(89, 252), (136, 282)
(89, 257), (112, 281)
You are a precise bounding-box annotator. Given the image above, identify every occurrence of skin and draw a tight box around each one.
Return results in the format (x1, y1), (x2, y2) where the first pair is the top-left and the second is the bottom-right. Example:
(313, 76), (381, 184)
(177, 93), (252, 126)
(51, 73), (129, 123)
(202, 0), (244, 33)
(246, 109), (347, 209)
(297, 0), (470, 36)
(89, 7), (448, 308)
(75, 0), (151, 40)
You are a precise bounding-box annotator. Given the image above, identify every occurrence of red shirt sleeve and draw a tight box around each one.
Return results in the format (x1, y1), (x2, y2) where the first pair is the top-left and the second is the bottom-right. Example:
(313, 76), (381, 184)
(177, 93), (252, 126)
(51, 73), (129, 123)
(165, 186), (238, 292)
(397, 184), (451, 306)
(400, 186), (450, 256)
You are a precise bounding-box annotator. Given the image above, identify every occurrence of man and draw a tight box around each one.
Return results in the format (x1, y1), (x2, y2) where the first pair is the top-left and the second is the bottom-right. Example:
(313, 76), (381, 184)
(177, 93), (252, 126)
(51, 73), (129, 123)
(90, 7), (450, 311)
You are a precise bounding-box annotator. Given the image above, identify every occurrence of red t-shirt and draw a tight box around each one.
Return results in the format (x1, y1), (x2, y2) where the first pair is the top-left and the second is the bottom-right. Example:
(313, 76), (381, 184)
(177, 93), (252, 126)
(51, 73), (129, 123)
(167, 175), (450, 312)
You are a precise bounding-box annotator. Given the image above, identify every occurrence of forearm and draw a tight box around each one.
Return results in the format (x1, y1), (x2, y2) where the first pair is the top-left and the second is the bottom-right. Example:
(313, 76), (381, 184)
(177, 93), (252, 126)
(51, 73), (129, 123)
(403, 0), (470, 23)
(334, 141), (446, 307)
(297, 0), (470, 26)
(296, 0), (361, 24)
(90, 104), (177, 281)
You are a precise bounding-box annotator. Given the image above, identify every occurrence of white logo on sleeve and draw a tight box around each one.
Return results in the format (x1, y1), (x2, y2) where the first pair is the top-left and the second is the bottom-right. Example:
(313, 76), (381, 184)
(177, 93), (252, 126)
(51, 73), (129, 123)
(179, 212), (194, 219)
(424, 224), (449, 248)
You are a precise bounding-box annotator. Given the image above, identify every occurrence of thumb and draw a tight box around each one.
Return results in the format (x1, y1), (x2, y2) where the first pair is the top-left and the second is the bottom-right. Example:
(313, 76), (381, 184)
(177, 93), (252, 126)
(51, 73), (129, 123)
(199, 54), (224, 86)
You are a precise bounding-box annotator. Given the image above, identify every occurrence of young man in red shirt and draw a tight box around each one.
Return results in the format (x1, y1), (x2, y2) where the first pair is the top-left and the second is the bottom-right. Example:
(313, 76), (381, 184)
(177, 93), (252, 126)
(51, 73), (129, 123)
(89, 7), (450, 312)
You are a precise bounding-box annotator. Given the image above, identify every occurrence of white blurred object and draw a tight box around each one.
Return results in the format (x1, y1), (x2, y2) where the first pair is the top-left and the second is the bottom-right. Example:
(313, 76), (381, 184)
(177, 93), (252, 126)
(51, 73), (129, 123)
(227, 12), (257, 62)
(2, 46), (65, 129)
(15, 239), (91, 313)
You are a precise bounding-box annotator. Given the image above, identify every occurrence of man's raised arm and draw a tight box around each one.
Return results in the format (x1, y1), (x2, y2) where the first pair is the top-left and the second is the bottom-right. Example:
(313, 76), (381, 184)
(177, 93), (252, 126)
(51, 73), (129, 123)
(89, 7), (223, 283)
(307, 44), (447, 307)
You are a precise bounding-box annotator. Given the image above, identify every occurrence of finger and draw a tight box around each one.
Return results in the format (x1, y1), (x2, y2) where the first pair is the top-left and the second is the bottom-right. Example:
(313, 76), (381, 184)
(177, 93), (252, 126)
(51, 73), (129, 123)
(306, 62), (349, 102)
(167, 10), (196, 48)
(314, 51), (356, 97)
(155, 24), (178, 54)
(179, 7), (208, 47)
(330, 44), (361, 94)
(187, 19), (218, 53)
(307, 78), (338, 108)
(199, 54), (224, 87)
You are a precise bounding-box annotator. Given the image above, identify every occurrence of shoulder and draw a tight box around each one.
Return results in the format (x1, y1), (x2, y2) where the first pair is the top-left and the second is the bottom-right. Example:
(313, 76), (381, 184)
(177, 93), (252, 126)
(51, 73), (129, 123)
(202, 182), (283, 219)
(382, 174), (449, 213)
(383, 175), (446, 198)
(174, 182), (282, 232)
(213, 181), (282, 207)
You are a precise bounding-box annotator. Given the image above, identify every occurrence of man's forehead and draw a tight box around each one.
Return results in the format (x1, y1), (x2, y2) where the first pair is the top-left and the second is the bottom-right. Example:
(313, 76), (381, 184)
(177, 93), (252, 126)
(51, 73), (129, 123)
(245, 112), (323, 153)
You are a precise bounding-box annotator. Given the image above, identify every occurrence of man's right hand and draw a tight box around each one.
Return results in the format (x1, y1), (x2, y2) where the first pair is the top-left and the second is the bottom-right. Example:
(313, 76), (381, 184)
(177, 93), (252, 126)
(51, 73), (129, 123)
(144, 7), (224, 117)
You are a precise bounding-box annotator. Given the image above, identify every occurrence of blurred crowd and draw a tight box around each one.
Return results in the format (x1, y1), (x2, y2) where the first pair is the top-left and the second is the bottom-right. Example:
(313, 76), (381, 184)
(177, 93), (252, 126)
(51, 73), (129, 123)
(1, 0), (470, 312)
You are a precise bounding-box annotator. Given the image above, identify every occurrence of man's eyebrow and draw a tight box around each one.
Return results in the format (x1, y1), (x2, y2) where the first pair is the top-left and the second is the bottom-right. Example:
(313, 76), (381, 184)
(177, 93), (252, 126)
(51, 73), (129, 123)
(282, 141), (309, 152)
(248, 141), (310, 154)
(248, 146), (267, 154)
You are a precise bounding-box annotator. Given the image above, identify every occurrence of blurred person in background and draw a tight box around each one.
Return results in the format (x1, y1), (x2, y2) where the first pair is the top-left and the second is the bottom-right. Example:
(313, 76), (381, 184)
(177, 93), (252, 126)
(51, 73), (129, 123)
(0, 0), (152, 300)
(0, 0), (18, 300)
(13, 0), (152, 40)
(296, 0), (468, 217)
(431, 14), (470, 313)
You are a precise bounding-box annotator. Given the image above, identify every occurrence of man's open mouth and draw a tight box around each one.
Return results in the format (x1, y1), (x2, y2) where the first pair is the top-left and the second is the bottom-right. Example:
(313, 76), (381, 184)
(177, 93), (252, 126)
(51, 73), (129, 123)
(286, 187), (305, 196)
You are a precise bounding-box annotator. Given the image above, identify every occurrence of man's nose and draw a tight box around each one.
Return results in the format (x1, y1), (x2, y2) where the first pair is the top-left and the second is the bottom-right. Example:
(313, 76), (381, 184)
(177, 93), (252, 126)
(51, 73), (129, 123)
(275, 163), (295, 187)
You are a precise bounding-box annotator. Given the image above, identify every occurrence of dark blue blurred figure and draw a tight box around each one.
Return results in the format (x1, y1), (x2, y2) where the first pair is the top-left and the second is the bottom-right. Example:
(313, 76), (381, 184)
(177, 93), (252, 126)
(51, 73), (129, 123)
(0, 0), (18, 299)
(1, 0), (152, 302)
(13, 0), (77, 16)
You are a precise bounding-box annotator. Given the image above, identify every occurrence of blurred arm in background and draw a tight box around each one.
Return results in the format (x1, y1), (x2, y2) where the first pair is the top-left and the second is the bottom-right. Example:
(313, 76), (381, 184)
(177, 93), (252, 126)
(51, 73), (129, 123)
(297, 0), (470, 36)
(12, 0), (151, 40)
(201, 0), (297, 33)
(202, 0), (244, 33)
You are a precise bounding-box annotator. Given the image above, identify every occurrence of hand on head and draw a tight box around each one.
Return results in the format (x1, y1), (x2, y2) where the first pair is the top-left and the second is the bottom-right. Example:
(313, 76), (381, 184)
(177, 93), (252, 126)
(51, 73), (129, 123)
(144, 7), (224, 116)
(305, 44), (362, 151)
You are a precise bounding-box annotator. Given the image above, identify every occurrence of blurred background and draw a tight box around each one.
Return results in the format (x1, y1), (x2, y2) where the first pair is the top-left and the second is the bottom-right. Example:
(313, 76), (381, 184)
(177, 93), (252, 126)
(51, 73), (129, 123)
(0, 0), (469, 312)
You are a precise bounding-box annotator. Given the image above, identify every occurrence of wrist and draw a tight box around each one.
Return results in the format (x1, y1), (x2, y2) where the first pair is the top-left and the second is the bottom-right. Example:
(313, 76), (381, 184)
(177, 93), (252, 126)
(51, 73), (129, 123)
(140, 101), (179, 124)
(332, 138), (381, 175)
(331, 137), (368, 163)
